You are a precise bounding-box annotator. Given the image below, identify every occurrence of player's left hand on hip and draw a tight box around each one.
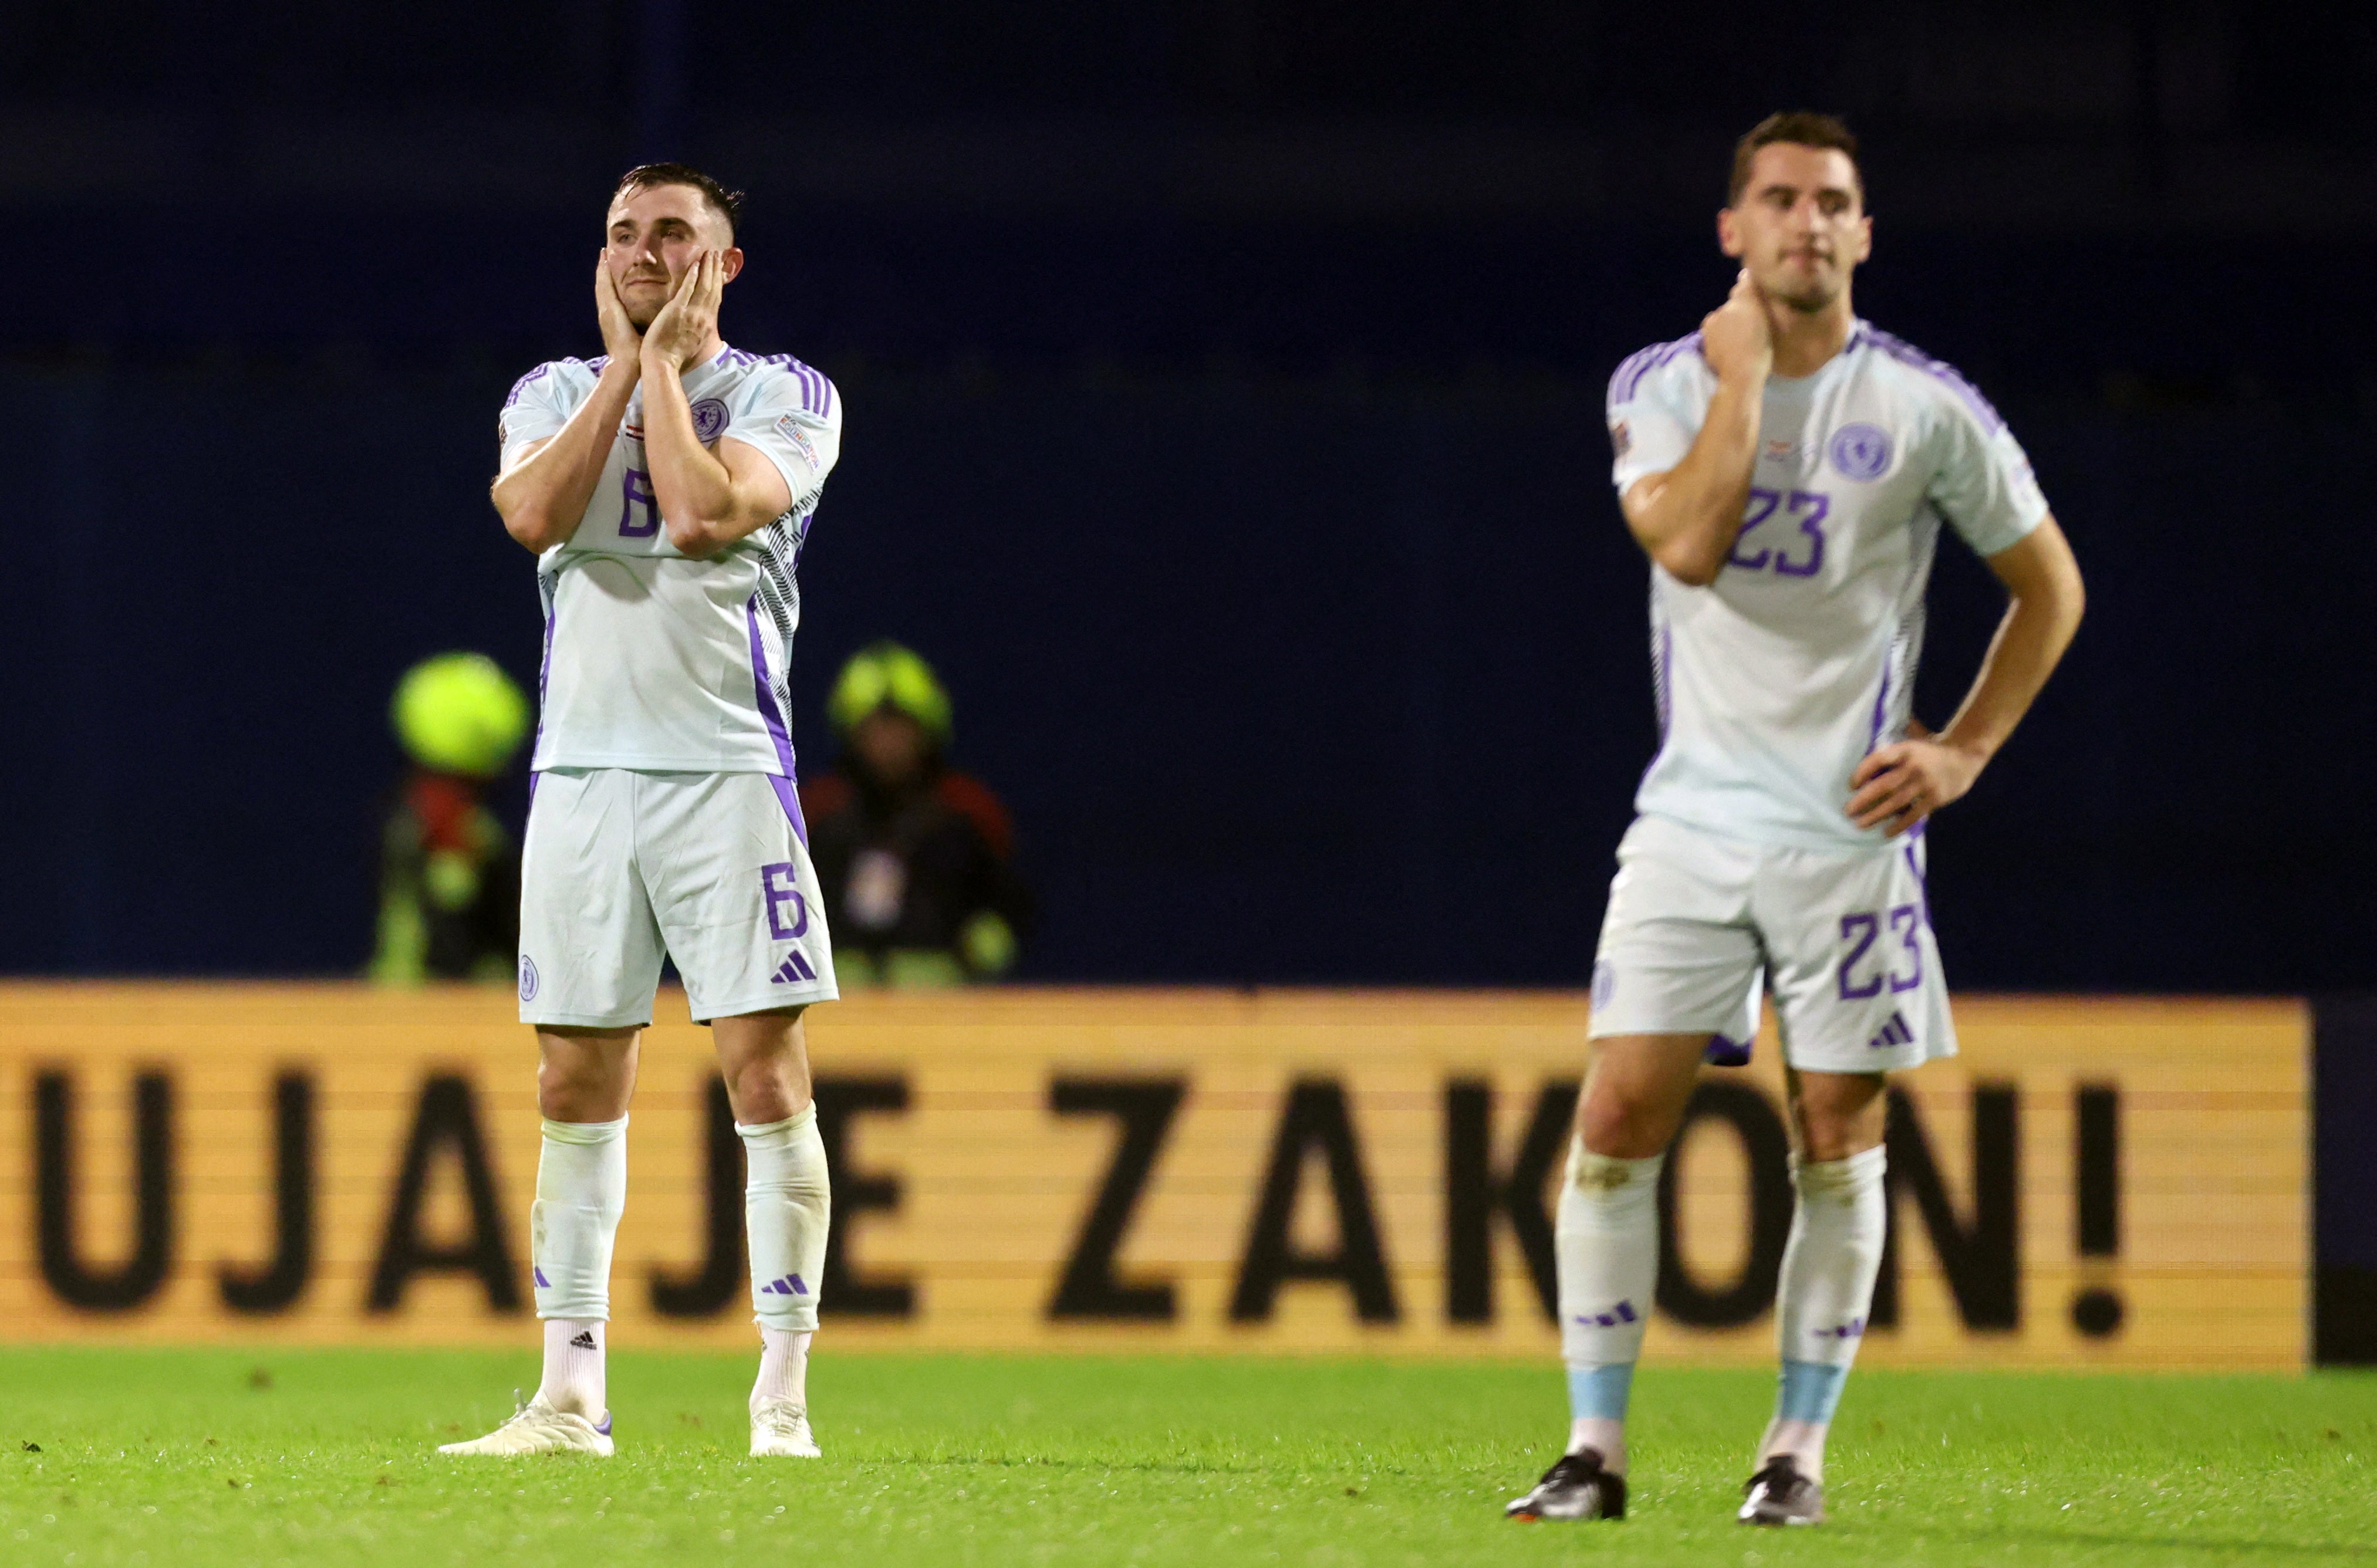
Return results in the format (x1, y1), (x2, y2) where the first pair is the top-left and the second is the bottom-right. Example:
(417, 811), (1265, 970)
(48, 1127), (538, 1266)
(1846, 739), (1982, 837)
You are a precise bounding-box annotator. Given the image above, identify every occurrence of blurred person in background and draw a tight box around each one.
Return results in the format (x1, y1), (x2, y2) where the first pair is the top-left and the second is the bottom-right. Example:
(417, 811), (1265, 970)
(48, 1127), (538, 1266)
(801, 641), (1031, 986)
(370, 653), (530, 984)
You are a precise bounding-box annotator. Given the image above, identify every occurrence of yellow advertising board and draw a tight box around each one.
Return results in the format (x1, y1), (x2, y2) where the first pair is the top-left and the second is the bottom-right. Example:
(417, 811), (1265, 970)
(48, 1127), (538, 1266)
(0, 984), (2305, 1367)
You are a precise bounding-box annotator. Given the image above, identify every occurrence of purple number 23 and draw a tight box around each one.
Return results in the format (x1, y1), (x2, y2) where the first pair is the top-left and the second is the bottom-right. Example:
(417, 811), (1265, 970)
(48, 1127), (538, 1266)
(1731, 487), (1828, 577)
(1838, 905), (1923, 999)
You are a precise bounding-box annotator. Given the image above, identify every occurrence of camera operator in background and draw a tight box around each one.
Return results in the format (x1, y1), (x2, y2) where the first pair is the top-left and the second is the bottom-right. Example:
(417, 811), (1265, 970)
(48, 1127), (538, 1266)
(801, 642), (1031, 986)
(370, 652), (530, 984)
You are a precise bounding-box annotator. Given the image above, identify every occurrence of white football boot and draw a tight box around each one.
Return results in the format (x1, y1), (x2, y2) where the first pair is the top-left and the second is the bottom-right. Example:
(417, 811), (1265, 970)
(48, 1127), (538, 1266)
(750, 1397), (822, 1458)
(438, 1394), (614, 1457)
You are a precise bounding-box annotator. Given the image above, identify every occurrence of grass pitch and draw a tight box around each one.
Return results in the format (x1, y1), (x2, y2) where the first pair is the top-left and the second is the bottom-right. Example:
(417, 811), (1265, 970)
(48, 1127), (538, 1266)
(0, 1349), (2371, 1567)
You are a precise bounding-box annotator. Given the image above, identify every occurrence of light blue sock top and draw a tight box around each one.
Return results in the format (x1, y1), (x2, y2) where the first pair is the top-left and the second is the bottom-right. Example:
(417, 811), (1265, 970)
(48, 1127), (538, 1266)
(1775, 1359), (1851, 1424)
(1566, 1363), (1635, 1422)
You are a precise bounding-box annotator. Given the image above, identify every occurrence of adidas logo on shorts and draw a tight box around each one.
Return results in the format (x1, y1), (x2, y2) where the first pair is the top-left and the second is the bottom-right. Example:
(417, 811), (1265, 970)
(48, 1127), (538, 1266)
(1868, 1010), (1915, 1050)
(770, 949), (818, 985)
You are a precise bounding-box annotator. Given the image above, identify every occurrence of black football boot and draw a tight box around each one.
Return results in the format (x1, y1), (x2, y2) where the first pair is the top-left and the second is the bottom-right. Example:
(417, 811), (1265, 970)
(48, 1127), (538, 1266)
(1505, 1448), (1627, 1522)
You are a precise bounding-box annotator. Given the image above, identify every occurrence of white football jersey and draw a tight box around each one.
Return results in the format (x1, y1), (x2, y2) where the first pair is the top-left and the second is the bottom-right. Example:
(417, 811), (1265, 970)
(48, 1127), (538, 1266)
(1606, 320), (2048, 851)
(498, 347), (842, 775)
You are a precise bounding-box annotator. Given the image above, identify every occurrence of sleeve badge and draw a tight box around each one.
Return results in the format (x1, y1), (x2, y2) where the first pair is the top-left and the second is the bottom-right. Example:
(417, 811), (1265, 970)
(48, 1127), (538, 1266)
(774, 412), (821, 470)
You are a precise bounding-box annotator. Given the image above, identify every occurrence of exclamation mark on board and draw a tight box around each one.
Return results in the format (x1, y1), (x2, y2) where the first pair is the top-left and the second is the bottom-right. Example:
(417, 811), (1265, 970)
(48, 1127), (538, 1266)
(2071, 1083), (2125, 1336)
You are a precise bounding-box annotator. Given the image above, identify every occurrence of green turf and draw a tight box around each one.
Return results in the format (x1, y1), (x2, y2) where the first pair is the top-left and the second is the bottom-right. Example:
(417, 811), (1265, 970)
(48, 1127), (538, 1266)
(1, 1349), (2371, 1567)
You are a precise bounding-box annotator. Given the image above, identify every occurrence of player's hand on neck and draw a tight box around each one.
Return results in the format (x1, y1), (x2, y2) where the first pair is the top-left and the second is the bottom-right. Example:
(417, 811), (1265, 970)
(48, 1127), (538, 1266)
(640, 248), (730, 375)
(1700, 270), (1775, 388)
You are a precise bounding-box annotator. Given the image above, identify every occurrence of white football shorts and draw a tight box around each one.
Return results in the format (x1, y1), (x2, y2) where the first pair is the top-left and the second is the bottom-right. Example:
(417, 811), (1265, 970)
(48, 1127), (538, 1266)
(518, 768), (838, 1028)
(1588, 814), (1956, 1074)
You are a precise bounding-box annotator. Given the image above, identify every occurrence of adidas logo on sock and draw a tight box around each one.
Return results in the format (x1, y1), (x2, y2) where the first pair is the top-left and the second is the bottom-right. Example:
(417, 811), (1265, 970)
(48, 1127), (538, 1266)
(533, 1266), (552, 1289)
(759, 1273), (810, 1297)
(569, 1330), (598, 1350)
(770, 949), (818, 985)
(1867, 1010), (1915, 1051)
(1573, 1298), (1639, 1329)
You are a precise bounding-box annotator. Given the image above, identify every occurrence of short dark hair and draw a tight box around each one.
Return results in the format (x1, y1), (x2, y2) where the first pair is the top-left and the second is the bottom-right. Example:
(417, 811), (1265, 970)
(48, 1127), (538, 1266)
(611, 163), (747, 240)
(1728, 113), (1864, 207)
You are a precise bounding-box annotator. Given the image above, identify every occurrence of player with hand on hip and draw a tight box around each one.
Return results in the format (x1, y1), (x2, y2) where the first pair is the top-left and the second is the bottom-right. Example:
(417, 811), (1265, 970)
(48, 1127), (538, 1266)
(441, 163), (842, 1461)
(1505, 113), (2084, 1527)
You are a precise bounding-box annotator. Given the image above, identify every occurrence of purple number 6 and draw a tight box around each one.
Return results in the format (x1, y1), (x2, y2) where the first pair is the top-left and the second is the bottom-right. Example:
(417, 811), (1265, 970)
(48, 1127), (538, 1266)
(619, 467), (658, 538)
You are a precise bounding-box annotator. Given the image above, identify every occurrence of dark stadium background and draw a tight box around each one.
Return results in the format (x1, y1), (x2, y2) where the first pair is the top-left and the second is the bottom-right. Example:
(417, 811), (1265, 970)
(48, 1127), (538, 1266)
(5, 1), (2372, 992)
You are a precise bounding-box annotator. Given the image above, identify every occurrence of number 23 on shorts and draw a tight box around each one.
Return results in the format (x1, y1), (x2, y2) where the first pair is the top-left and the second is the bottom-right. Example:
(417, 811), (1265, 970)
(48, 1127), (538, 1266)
(1837, 904), (1922, 999)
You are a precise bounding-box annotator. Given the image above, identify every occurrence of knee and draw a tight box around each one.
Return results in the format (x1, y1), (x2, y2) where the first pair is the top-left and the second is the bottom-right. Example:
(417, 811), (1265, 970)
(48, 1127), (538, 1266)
(1795, 1107), (1885, 1165)
(725, 1055), (805, 1126)
(1578, 1082), (1677, 1161)
(538, 1054), (625, 1123)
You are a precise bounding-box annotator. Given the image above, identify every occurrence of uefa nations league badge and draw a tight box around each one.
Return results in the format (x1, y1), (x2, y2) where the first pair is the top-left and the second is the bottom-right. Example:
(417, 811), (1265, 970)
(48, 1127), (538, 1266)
(1828, 423), (1893, 481)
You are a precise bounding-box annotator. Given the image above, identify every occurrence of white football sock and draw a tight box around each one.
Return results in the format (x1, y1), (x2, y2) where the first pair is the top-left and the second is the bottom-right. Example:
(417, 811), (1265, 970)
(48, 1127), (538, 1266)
(1762, 1144), (1888, 1482)
(538, 1317), (607, 1419)
(531, 1115), (627, 1418)
(1555, 1140), (1665, 1474)
(740, 1107), (830, 1340)
(754, 1326), (813, 1410)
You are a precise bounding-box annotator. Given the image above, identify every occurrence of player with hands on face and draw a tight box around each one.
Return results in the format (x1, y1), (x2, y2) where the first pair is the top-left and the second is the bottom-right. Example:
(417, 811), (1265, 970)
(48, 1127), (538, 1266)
(452, 164), (845, 1463)
(1506, 113), (2084, 1529)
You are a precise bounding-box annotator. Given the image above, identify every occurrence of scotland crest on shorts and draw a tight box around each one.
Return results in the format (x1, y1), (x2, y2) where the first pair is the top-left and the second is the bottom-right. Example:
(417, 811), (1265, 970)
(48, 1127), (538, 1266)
(1828, 423), (1893, 481)
(691, 398), (730, 442)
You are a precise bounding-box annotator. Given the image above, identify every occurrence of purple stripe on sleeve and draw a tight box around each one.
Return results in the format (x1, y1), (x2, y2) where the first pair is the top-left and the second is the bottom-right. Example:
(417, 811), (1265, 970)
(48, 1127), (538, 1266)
(1609, 332), (1704, 406)
(502, 363), (551, 410)
(1861, 325), (2007, 432)
(744, 597), (802, 782)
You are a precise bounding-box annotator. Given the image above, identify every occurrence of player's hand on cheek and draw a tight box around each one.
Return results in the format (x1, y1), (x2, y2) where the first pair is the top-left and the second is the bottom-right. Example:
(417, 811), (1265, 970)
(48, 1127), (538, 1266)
(1846, 739), (1983, 838)
(595, 254), (644, 369)
(641, 252), (711, 371)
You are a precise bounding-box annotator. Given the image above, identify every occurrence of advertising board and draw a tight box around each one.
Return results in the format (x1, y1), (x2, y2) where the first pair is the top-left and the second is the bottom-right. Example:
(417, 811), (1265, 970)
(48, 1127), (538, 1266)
(0, 985), (2306, 1367)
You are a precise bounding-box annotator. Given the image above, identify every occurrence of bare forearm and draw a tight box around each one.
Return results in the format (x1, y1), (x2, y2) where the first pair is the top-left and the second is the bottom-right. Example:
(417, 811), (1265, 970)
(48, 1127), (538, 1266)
(637, 360), (740, 555)
(1938, 583), (2083, 765)
(1629, 376), (1761, 586)
(492, 364), (637, 552)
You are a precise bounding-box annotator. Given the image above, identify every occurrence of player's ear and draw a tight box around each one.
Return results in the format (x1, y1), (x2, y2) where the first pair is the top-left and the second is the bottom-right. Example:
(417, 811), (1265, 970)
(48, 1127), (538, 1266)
(1716, 207), (1744, 259)
(1852, 214), (1873, 265)
(720, 248), (745, 283)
